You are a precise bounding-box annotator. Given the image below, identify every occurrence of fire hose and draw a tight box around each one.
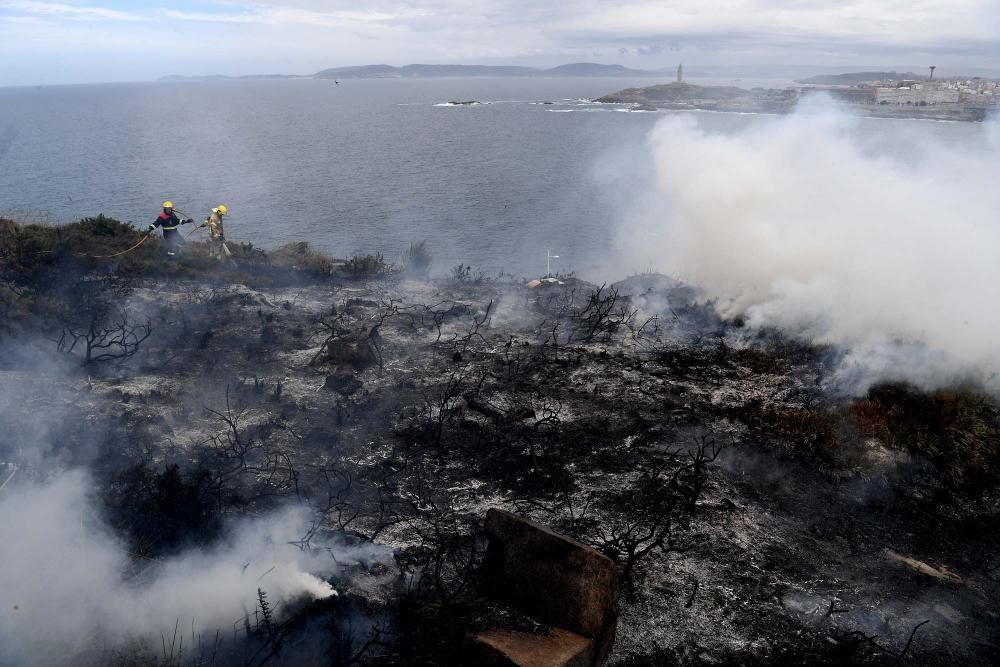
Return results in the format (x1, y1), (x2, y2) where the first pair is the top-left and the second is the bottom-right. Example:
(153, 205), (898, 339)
(87, 210), (198, 258)
(86, 232), (151, 258)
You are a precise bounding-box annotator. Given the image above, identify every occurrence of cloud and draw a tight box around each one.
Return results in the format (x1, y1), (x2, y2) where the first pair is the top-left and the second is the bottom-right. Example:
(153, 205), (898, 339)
(555, 0), (998, 42)
(161, 6), (424, 27)
(0, 0), (139, 21)
(1, 1), (999, 87)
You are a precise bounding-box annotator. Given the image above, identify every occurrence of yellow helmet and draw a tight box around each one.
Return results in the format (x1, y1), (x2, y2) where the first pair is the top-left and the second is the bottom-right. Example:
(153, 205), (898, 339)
(162, 200), (174, 209)
(216, 204), (228, 215)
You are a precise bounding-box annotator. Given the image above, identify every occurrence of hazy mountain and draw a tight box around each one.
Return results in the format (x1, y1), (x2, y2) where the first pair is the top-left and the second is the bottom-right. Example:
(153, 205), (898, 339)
(313, 63), (660, 79)
(401, 64), (539, 77)
(543, 63), (658, 77)
(312, 64), (401, 79)
(162, 62), (665, 83)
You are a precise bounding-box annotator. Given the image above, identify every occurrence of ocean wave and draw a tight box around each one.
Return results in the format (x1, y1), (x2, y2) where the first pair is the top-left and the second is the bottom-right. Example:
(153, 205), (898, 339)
(546, 108), (614, 113)
(434, 99), (562, 107)
(687, 108), (769, 117)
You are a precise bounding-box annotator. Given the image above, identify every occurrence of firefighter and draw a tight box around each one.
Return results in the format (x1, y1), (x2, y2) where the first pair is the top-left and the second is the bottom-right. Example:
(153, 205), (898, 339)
(148, 201), (193, 258)
(200, 204), (229, 260)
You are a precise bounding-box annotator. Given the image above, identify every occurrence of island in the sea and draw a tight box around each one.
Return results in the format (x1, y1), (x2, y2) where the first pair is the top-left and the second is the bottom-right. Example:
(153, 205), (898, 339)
(596, 81), (800, 114)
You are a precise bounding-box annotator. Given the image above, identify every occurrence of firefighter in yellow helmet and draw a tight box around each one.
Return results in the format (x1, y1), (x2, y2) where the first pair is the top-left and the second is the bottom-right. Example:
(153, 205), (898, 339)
(199, 204), (230, 260)
(149, 201), (194, 258)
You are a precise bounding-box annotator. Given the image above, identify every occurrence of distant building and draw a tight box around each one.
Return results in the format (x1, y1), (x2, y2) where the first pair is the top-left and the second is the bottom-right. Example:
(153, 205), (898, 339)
(875, 82), (959, 105)
(677, 63), (683, 83)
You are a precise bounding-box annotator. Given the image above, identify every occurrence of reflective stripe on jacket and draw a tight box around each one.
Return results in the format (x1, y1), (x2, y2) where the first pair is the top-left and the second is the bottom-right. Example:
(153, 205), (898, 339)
(152, 211), (181, 231)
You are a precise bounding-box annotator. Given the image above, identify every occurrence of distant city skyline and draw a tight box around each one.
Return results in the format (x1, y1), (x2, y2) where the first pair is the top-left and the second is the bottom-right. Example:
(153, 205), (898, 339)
(1, 1), (999, 86)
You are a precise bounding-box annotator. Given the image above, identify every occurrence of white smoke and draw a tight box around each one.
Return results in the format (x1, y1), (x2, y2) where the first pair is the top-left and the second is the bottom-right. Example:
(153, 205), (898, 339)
(606, 100), (1000, 393)
(0, 470), (346, 666)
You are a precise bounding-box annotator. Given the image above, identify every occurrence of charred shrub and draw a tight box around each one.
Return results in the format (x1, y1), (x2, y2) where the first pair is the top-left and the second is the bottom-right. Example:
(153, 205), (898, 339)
(347, 253), (388, 278)
(436, 387), (581, 496)
(315, 456), (406, 541)
(393, 504), (486, 664)
(521, 438), (721, 591)
(586, 439), (719, 587)
(733, 346), (788, 375)
(449, 264), (489, 284)
(396, 509), (485, 607)
(733, 400), (870, 477)
(228, 240), (270, 267)
(103, 462), (220, 556)
(405, 240), (432, 278)
(853, 382), (1000, 495)
(752, 326), (830, 366)
(734, 380), (1000, 495)
(450, 263), (472, 283)
(0, 216), (353, 298)
(196, 388), (303, 510)
(400, 365), (473, 460)
(42, 272), (153, 366)
(573, 284), (637, 343)
(1, 216), (175, 284)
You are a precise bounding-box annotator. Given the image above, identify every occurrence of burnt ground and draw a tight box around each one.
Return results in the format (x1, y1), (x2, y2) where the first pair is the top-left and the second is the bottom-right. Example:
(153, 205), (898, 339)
(3, 264), (1000, 665)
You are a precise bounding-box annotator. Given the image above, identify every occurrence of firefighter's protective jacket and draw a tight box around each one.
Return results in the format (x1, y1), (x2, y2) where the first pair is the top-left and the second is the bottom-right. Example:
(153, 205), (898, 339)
(204, 211), (224, 239)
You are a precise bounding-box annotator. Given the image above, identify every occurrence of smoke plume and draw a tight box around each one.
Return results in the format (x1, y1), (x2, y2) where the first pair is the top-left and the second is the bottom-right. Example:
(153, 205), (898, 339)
(0, 470), (344, 666)
(606, 100), (1000, 392)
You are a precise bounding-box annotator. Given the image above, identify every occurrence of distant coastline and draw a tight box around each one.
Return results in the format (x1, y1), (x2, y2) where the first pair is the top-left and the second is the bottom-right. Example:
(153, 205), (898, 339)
(160, 62), (667, 82)
(597, 75), (996, 122)
(155, 66), (998, 123)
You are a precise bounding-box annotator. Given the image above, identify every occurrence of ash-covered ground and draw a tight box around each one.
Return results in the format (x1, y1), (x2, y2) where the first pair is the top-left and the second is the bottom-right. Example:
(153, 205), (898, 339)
(2, 221), (999, 665)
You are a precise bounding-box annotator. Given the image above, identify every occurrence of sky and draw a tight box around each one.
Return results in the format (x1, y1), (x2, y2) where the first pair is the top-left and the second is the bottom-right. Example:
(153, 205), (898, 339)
(1, 1), (999, 86)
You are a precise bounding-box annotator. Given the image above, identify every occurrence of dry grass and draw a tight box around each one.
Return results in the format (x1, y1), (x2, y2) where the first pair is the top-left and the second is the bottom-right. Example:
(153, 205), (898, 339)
(851, 383), (1000, 493)
(268, 241), (336, 276)
(739, 379), (1000, 494)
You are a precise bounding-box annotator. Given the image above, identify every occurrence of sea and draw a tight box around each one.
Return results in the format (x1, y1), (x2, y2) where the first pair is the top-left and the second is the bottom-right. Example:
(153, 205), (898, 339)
(0, 76), (987, 277)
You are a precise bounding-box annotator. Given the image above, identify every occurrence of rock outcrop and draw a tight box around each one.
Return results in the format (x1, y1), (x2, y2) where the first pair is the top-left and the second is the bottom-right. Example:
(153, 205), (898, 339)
(471, 509), (619, 666)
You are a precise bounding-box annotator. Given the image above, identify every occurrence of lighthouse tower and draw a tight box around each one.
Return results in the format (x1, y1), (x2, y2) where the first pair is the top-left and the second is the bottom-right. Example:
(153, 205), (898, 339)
(676, 63), (683, 83)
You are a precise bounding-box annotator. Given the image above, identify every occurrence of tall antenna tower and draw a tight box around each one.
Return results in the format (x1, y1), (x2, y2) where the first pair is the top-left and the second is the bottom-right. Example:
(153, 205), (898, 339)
(929, 65), (936, 81)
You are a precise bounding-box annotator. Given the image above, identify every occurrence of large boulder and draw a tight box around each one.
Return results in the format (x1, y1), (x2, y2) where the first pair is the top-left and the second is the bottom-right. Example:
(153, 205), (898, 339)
(324, 337), (376, 369)
(323, 370), (363, 395)
(473, 627), (596, 667)
(473, 509), (619, 666)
